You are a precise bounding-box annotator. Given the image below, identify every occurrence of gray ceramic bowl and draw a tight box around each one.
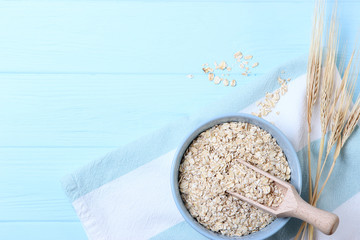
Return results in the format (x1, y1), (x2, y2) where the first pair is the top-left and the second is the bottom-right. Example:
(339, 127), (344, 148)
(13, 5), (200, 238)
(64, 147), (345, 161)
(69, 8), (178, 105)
(170, 113), (302, 240)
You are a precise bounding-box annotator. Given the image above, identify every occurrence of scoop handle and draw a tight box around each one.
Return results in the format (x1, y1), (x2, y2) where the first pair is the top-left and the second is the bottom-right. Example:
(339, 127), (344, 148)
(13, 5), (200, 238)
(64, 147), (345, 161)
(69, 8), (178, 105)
(288, 193), (339, 235)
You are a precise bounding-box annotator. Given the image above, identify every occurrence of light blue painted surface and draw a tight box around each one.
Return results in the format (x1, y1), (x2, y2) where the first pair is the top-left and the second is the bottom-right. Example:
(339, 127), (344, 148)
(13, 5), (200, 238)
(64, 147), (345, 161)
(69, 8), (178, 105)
(0, 1), (359, 239)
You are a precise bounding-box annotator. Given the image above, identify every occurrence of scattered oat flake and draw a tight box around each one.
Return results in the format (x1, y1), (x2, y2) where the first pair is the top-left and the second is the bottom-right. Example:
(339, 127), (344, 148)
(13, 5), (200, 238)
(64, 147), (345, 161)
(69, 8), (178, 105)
(274, 92), (280, 101)
(280, 84), (288, 95)
(252, 62), (259, 68)
(276, 111), (280, 115)
(252, 74), (289, 118)
(245, 67), (249, 71)
(234, 51), (243, 59)
(243, 61), (249, 65)
(287, 78), (291, 82)
(265, 92), (272, 98)
(208, 73), (214, 81)
(278, 77), (285, 84)
(227, 67), (232, 72)
(214, 76), (222, 85)
(223, 79), (229, 86)
(244, 55), (253, 60)
(240, 63), (245, 69)
(202, 67), (213, 73)
(241, 72), (248, 76)
(230, 79), (236, 87)
(187, 74), (193, 79)
(216, 61), (227, 70)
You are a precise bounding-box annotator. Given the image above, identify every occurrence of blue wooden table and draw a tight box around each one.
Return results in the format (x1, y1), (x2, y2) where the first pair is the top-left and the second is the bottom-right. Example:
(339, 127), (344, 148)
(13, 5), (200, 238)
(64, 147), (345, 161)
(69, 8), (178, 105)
(1, 1), (359, 239)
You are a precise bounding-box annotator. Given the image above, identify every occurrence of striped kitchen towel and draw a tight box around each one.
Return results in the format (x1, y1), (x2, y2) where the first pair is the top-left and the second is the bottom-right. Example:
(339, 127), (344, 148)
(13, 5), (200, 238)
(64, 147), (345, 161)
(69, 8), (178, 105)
(62, 56), (360, 240)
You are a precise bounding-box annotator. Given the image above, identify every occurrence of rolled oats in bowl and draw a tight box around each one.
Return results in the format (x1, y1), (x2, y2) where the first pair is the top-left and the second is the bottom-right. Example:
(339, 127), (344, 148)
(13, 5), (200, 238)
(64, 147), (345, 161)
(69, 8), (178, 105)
(179, 122), (290, 237)
(171, 114), (301, 240)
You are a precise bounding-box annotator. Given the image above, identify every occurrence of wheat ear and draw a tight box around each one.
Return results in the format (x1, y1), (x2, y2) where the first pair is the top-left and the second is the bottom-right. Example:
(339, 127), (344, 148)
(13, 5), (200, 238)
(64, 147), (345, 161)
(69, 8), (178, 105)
(302, 1), (325, 238)
(325, 50), (354, 158)
(305, 0), (324, 206)
(342, 61), (360, 147)
(315, 53), (358, 203)
(341, 97), (360, 146)
(312, 4), (337, 206)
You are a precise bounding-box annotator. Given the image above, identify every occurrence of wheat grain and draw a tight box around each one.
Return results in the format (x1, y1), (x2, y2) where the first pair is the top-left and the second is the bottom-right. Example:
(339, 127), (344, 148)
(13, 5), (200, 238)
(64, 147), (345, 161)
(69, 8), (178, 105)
(320, 13), (337, 134)
(306, 0), (324, 129)
(325, 50), (356, 157)
(326, 109), (346, 156)
(342, 98), (360, 147)
(341, 50), (360, 146)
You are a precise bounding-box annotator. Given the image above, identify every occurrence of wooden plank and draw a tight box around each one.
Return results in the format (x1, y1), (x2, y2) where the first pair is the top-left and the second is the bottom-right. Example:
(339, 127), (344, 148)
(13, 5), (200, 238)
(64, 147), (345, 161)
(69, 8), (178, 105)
(0, 1), (316, 74)
(0, 147), (114, 221)
(0, 73), (252, 147)
(0, 1), (357, 74)
(0, 222), (87, 240)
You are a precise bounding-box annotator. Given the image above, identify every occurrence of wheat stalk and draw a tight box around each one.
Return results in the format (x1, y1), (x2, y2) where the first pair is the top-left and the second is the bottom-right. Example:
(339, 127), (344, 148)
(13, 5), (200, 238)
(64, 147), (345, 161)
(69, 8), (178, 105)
(295, 0), (360, 238)
(305, 0), (324, 208)
(306, 56), (356, 239)
(296, 1), (325, 239)
(314, 52), (354, 187)
(341, 58), (360, 147)
(314, 51), (358, 204)
(297, 0), (360, 238)
(325, 51), (355, 157)
(307, 5), (337, 238)
(302, 1), (325, 238)
(295, 1), (360, 239)
(312, 3), (338, 205)
(321, 17), (337, 134)
(342, 97), (360, 146)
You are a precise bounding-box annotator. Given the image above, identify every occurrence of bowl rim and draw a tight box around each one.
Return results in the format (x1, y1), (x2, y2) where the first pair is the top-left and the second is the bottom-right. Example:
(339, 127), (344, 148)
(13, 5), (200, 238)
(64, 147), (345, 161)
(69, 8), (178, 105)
(170, 113), (302, 240)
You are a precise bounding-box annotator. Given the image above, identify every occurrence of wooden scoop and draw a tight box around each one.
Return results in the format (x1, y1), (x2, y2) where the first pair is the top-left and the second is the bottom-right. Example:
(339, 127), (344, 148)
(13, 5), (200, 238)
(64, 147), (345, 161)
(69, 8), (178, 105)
(227, 159), (339, 235)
